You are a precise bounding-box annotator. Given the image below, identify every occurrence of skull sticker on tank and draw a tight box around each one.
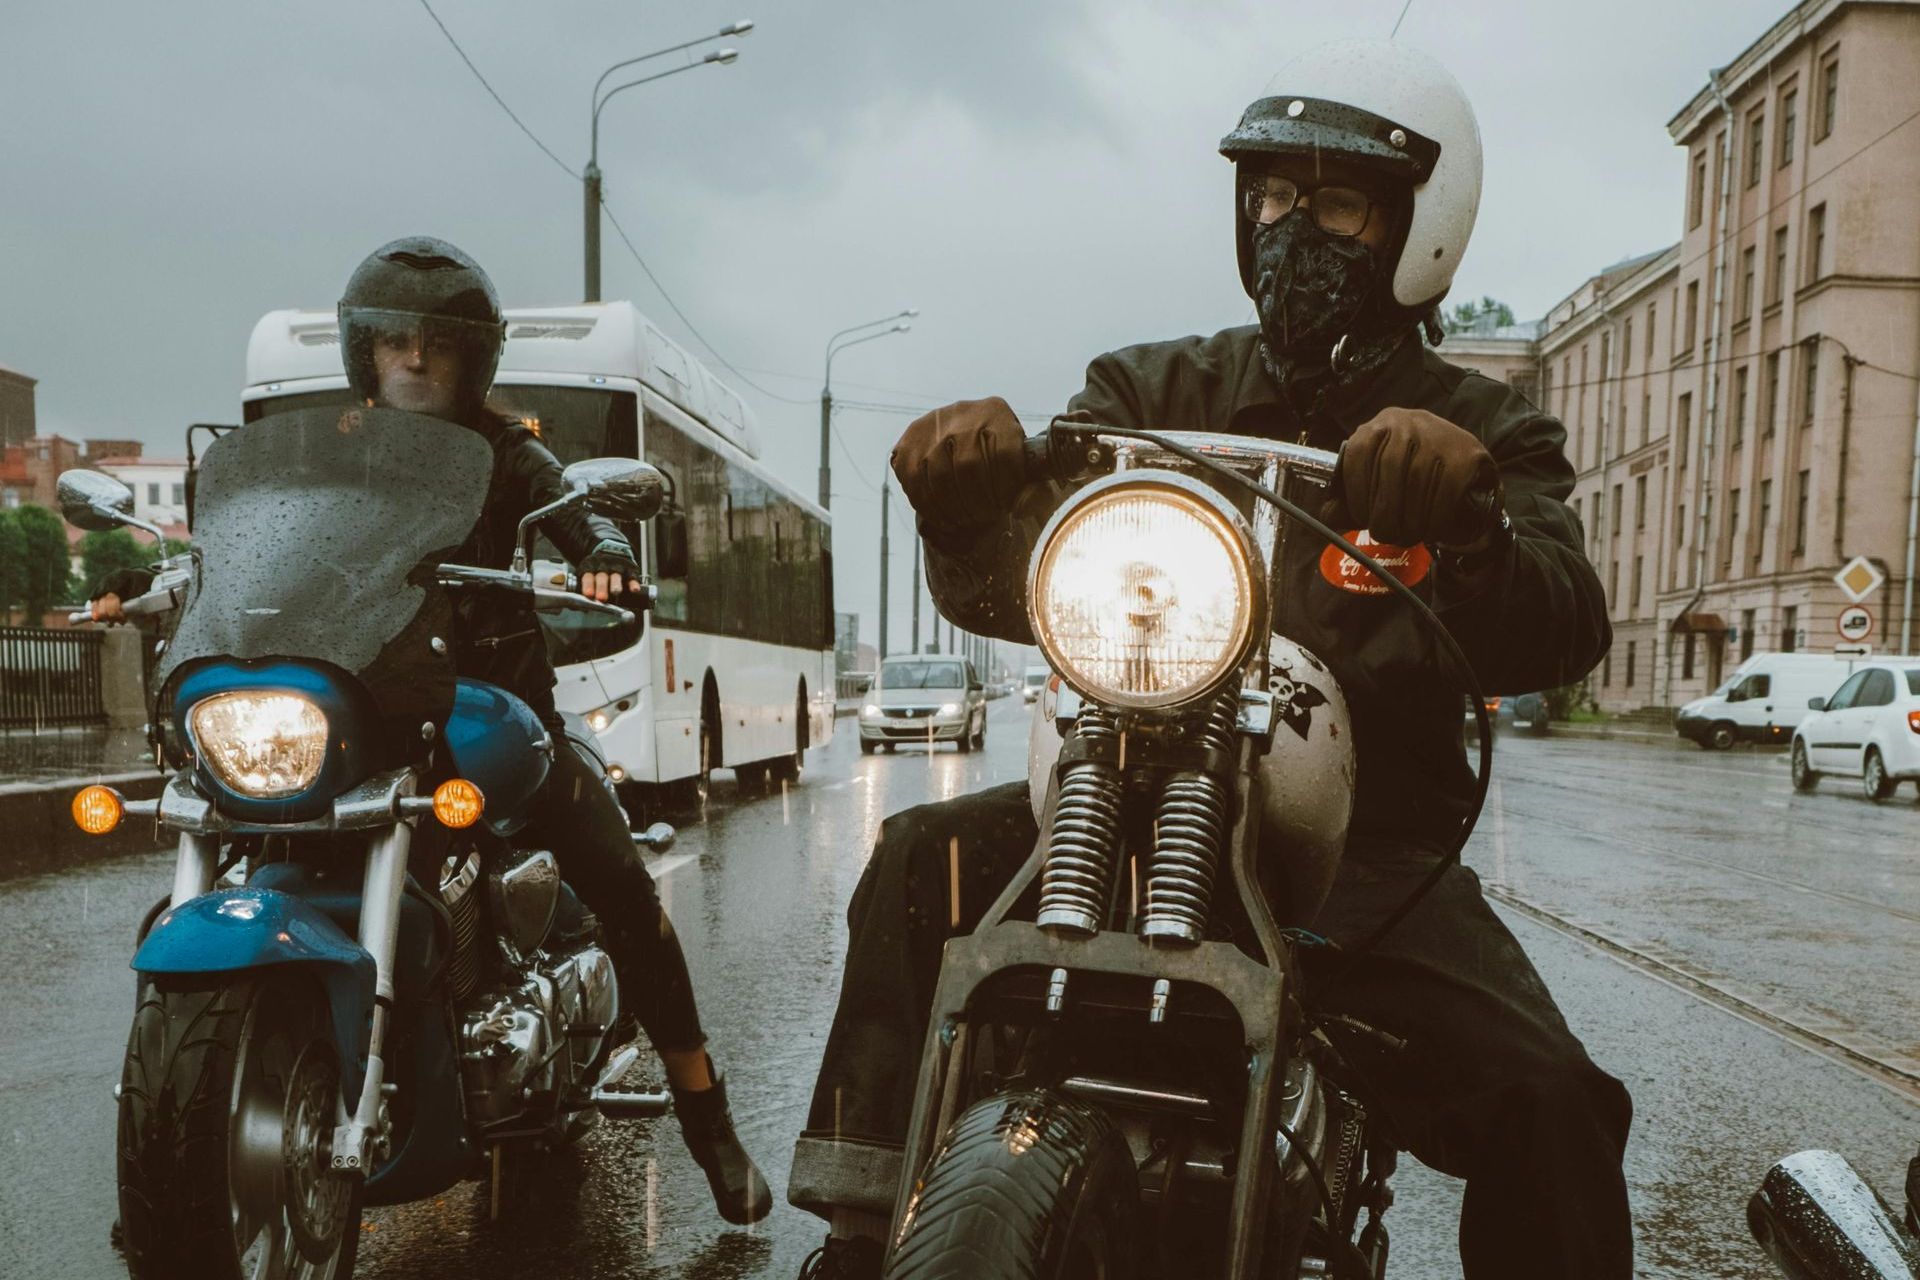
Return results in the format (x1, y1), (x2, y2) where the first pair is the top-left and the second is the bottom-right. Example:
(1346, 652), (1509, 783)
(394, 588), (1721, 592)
(1268, 644), (1330, 740)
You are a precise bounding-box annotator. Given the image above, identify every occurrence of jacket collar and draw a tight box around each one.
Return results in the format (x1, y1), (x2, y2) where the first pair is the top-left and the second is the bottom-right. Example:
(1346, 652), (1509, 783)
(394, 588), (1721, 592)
(1226, 331), (1429, 447)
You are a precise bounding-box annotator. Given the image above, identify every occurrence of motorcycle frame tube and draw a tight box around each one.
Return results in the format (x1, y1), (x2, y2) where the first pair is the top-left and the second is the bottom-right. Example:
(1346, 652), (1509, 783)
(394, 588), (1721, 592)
(890, 730), (1288, 1279)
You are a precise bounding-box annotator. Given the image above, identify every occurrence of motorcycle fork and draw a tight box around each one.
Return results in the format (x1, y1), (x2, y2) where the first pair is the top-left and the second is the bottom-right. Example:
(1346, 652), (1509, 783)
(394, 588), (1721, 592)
(894, 733), (1290, 1280)
(331, 820), (413, 1177)
(169, 831), (219, 906)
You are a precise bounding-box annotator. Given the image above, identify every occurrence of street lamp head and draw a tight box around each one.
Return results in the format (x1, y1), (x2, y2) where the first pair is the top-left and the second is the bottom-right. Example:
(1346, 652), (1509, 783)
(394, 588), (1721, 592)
(893, 322), (913, 332)
(901, 308), (921, 318)
(721, 19), (755, 35)
(707, 47), (740, 64)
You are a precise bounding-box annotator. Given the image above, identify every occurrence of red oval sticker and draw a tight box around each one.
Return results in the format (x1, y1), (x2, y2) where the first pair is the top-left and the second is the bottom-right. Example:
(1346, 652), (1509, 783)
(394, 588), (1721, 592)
(1319, 530), (1432, 596)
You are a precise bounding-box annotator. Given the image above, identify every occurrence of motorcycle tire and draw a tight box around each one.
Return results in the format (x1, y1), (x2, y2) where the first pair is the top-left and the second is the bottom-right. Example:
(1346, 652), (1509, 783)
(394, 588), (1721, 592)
(118, 974), (363, 1280)
(885, 1089), (1137, 1280)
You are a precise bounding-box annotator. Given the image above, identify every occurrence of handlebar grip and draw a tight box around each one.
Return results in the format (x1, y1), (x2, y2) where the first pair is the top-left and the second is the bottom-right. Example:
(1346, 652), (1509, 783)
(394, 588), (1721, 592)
(67, 610), (93, 626)
(1024, 423), (1115, 486)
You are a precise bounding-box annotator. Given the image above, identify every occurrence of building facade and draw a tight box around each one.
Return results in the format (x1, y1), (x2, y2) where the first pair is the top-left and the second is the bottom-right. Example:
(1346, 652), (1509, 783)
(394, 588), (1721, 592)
(1441, 0), (1920, 712)
(0, 366), (34, 451)
(93, 456), (190, 537)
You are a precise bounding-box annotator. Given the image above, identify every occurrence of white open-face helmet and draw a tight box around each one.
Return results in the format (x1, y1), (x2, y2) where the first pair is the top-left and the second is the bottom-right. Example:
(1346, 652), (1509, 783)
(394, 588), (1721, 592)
(1220, 39), (1482, 311)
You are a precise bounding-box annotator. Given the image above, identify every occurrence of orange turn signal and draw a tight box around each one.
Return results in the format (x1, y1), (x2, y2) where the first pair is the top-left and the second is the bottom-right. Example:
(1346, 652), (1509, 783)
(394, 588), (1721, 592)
(432, 778), (485, 829)
(72, 785), (124, 836)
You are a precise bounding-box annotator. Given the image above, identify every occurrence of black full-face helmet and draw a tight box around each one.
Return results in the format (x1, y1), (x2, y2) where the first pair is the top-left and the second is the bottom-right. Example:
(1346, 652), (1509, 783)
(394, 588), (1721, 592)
(338, 236), (505, 420)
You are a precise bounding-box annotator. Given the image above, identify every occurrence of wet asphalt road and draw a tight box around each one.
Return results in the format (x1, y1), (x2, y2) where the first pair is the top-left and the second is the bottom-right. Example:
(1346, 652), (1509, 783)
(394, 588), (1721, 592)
(2, 704), (1916, 1279)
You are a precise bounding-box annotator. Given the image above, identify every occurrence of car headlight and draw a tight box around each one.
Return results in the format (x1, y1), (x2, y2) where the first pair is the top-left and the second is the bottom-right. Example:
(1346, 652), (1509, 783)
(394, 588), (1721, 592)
(1028, 473), (1261, 710)
(862, 704), (881, 719)
(938, 702), (961, 717)
(189, 692), (329, 797)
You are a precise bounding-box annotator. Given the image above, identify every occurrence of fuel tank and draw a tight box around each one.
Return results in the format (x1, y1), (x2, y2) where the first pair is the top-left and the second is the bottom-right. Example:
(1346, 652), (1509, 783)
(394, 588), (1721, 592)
(444, 679), (553, 832)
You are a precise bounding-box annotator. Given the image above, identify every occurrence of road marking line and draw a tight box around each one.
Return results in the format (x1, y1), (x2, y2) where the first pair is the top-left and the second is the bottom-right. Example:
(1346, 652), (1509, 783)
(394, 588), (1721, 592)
(1486, 885), (1920, 1104)
(647, 851), (701, 879)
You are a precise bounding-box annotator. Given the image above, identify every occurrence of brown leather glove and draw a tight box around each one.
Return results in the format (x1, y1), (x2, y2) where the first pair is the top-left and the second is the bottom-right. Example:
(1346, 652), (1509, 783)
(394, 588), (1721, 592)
(1334, 407), (1503, 548)
(890, 396), (1028, 533)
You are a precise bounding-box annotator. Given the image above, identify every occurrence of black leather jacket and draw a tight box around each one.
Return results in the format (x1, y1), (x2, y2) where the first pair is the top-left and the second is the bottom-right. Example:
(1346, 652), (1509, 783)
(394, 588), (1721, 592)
(451, 413), (634, 729)
(923, 329), (1609, 851)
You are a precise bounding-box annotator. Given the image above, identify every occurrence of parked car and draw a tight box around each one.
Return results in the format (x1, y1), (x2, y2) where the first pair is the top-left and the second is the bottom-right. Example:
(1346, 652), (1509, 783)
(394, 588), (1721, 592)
(1676, 652), (1883, 750)
(1021, 664), (1049, 704)
(1791, 661), (1920, 801)
(859, 656), (988, 754)
(1511, 691), (1550, 736)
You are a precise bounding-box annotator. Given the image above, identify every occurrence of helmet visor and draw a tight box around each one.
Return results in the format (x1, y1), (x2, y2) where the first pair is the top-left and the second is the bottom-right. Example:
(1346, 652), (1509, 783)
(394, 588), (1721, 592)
(339, 306), (504, 413)
(1220, 97), (1440, 183)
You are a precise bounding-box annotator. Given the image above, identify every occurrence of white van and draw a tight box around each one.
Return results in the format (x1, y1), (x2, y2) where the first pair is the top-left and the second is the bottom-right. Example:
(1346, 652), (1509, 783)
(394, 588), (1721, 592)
(1674, 652), (1900, 750)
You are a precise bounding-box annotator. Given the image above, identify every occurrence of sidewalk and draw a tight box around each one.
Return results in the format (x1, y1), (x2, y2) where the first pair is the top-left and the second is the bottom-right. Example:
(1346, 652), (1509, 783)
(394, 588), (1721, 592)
(0, 727), (166, 880)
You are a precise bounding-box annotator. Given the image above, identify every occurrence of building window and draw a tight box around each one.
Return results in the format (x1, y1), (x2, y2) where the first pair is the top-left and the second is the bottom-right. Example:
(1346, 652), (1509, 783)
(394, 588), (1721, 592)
(1683, 631), (1696, 679)
(1746, 107), (1765, 187)
(1676, 392), (1692, 462)
(171, 482), (185, 505)
(1778, 89), (1797, 167)
(1683, 281), (1700, 352)
(1608, 561), (1619, 611)
(1622, 319), (1633, 371)
(1793, 469), (1810, 553)
(1646, 302), (1657, 359)
(1801, 340), (1820, 425)
(1631, 556), (1644, 615)
(1689, 153), (1707, 229)
(1603, 652), (1613, 687)
(1757, 478), (1772, 569)
(1741, 608), (1757, 662)
(1611, 483), (1623, 537)
(1635, 474), (1647, 529)
(1739, 246), (1756, 320)
(147, 482), (160, 505)
(1726, 488), (1741, 570)
(1782, 604), (1798, 652)
(1819, 54), (1839, 141)
(1733, 366), (1749, 450)
(1641, 391), (1651, 446)
(1806, 203), (1826, 284)
(1626, 640), (1638, 688)
(1770, 226), (1789, 303)
(1763, 352), (1781, 439)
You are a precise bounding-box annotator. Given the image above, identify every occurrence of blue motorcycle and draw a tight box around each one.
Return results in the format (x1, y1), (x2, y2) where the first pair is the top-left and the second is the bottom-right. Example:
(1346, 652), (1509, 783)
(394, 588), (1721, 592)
(62, 406), (675, 1278)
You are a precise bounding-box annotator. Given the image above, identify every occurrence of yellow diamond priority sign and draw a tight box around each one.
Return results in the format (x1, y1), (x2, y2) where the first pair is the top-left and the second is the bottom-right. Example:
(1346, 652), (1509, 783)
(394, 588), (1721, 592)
(1834, 556), (1884, 604)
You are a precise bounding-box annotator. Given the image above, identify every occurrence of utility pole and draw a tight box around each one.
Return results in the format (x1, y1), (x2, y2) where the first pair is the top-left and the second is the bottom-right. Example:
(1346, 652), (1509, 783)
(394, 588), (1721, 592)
(821, 310), (917, 511)
(583, 163), (602, 303)
(877, 479), (890, 660)
(911, 537), (921, 654)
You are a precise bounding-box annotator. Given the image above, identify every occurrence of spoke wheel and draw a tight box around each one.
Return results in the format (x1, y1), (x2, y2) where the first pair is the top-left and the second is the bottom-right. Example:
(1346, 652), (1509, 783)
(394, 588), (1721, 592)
(119, 975), (362, 1280)
(1863, 748), (1896, 802)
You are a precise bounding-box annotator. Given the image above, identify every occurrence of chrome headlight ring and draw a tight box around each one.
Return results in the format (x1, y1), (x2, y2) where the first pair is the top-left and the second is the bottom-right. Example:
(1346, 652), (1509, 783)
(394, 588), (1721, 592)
(1026, 470), (1266, 712)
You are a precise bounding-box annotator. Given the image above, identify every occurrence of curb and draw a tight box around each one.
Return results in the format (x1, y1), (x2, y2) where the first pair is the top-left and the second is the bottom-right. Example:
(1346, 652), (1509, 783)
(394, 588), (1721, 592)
(1541, 723), (1677, 746)
(0, 769), (171, 882)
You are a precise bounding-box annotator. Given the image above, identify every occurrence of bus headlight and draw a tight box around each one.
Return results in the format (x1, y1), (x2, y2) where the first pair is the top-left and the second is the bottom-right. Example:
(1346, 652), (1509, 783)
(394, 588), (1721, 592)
(1027, 473), (1262, 711)
(189, 692), (329, 797)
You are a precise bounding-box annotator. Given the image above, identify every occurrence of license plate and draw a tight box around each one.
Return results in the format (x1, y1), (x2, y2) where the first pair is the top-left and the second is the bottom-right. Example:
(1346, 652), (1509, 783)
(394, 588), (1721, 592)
(1515, 719), (1532, 728)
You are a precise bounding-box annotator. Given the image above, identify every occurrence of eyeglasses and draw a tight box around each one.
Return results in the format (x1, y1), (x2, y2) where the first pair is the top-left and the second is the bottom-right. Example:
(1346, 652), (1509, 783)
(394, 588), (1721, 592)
(1239, 173), (1377, 238)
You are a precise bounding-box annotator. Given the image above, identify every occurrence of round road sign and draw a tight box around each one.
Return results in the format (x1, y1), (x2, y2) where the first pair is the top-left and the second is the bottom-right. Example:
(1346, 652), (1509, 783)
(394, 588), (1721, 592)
(1837, 605), (1873, 642)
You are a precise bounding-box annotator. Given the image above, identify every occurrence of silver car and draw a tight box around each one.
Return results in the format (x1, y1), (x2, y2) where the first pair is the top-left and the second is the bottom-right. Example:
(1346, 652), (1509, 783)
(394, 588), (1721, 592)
(859, 656), (988, 753)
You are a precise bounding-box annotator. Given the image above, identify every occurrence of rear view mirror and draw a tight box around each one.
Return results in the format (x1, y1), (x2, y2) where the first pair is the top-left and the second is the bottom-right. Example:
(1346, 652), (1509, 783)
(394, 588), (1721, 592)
(57, 470), (148, 534)
(1807, 696), (1826, 711)
(561, 457), (666, 523)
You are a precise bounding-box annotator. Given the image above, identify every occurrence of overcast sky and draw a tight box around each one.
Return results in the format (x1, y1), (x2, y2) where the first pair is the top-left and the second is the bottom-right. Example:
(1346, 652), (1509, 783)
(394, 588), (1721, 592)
(2, 0), (1781, 651)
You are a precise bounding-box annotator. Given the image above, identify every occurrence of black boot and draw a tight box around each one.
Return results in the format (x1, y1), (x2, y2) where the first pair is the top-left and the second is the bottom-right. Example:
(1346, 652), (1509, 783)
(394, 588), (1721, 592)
(798, 1232), (884, 1279)
(672, 1064), (774, 1225)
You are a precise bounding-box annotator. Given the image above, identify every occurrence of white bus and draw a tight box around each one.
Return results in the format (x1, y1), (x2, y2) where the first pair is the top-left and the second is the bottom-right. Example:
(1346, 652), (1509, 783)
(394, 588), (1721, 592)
(241, 301), (836, 806)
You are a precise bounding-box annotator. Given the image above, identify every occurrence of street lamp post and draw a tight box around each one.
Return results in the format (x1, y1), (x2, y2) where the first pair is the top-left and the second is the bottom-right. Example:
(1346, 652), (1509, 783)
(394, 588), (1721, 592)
(821, 311), (916, 510)
(584, 22), (751, 303)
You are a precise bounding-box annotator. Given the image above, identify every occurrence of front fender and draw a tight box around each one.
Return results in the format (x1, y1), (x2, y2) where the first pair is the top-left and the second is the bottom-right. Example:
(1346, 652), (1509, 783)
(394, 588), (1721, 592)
(132, 886), (375, 1099)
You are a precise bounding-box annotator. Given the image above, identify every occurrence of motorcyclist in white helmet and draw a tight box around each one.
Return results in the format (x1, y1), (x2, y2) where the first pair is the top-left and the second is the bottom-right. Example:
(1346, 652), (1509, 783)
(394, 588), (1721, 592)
(792, 40), (1630, 1280)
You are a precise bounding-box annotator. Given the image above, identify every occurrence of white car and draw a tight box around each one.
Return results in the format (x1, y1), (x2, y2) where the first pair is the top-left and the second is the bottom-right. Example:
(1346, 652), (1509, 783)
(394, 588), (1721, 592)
(859, 656), (988, 754)
(1790, 661), (1920, 801)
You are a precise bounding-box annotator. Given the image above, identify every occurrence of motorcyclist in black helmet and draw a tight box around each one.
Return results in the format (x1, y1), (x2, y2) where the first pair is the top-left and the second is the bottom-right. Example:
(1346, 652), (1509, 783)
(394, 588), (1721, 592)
(100, 236), (773, 1226)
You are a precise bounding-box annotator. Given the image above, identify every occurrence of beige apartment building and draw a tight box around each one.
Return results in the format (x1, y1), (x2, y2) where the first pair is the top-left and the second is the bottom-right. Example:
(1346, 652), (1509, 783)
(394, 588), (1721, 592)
(1442, 0), (1920, 713)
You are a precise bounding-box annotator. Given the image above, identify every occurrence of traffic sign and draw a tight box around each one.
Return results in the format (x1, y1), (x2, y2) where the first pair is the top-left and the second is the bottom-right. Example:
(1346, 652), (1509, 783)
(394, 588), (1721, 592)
(1834, 556), (1884, 604)
(1837, 605), (1874, 642)
(1836, 642), (1873, 658)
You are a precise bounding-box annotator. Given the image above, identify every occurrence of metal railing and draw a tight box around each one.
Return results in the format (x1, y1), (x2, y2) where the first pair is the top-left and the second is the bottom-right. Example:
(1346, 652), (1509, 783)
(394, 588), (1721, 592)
(0, 627), (107, 729)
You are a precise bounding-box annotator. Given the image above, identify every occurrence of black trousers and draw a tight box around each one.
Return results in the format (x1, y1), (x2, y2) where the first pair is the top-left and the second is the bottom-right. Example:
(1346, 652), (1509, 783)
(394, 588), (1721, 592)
(521, 739), (706, 1053)
(787, 780), (1634, 1280)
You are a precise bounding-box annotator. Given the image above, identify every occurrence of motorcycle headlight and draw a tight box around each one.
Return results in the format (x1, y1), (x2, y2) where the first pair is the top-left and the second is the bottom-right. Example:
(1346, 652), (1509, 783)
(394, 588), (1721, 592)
(189, 692), (329, 797)
(1028, 473), (1262, 710)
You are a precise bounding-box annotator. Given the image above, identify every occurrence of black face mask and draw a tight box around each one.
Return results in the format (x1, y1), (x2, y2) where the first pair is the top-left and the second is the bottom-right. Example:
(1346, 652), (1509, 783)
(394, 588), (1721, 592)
(1251, 209), (1409, 417)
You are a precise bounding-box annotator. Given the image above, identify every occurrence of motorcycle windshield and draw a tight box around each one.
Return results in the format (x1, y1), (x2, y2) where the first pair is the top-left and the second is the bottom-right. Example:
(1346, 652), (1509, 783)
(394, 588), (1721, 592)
(155, 406), (494, 737)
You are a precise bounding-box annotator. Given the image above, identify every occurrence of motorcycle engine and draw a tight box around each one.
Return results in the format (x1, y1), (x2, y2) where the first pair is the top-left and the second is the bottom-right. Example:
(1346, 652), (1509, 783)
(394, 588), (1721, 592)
(457, 942), (617, 1127)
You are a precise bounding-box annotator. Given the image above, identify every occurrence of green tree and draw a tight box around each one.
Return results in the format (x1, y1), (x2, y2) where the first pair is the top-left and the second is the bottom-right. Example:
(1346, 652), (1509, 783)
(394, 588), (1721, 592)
(0, 510), (26, 621)
(79, 527), (153, 598)
(1441, 296), (1517, 335)
(14, 504), (75, 625)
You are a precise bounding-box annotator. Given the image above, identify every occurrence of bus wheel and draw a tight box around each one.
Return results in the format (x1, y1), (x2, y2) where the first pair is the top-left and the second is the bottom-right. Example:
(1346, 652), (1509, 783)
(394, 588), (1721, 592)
(771, 689), (807, 783)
